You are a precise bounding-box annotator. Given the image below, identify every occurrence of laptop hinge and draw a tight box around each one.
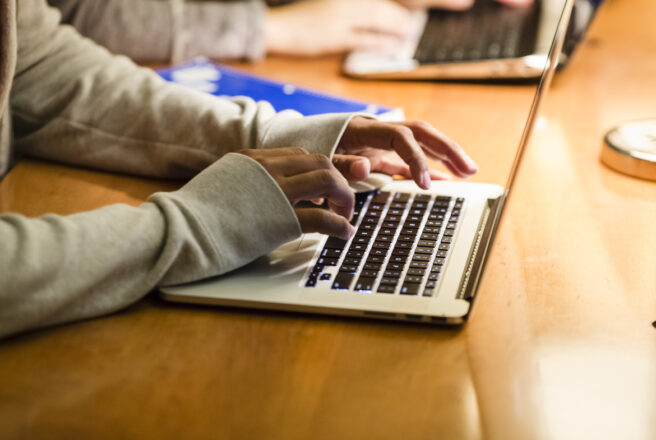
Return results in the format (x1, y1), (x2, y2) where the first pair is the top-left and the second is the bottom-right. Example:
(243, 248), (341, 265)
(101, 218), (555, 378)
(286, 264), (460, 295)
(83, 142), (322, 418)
(457, 195), (505, 301)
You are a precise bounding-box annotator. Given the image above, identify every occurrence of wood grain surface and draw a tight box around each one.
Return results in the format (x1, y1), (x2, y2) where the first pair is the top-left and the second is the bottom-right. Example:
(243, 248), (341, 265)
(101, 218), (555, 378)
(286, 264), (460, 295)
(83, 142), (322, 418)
(0, 0), (654, 438)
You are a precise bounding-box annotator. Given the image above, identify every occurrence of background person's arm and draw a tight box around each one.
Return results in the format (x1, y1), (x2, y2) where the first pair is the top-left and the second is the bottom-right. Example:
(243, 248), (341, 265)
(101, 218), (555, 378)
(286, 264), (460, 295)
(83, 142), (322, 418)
(13, 0), (353, 179)
(48, 0), (268, 63)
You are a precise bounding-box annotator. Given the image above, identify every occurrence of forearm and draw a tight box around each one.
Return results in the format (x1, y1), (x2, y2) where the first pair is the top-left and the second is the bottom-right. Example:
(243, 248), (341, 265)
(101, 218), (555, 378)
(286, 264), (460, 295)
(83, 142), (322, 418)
(0, 153), (301, 339)
(48, 0), (267, 63)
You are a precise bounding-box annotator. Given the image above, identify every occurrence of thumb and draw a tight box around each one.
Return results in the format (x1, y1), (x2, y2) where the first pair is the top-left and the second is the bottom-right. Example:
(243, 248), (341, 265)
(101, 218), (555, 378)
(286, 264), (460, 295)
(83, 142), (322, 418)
(332, 154), (371, 182)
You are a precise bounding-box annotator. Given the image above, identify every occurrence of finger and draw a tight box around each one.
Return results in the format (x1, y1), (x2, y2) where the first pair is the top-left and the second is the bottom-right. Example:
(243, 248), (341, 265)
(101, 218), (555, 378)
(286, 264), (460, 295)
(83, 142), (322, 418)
(332, 154), (371, 182)
(357, 0), (414, 38)
(253, 152), (334, 178)
(369, 152), (452, 180)
(495, 0), (532, 6)
(349, 31), (405, 52)
(428, 168), (453, 180)
(399, 0), (474, 10)
(365, 151), (413, 178)
(400, 121), (478, 176)
(295, 208), (355, 240)
(388, 126), (432, 189)
(280, 168), (355, 220)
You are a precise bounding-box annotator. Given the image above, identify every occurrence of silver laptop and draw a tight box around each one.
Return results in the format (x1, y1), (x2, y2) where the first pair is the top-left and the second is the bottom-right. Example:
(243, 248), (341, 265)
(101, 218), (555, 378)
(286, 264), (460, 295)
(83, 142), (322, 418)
(160, 0), (574, 325)
(343, 0), (600, 80)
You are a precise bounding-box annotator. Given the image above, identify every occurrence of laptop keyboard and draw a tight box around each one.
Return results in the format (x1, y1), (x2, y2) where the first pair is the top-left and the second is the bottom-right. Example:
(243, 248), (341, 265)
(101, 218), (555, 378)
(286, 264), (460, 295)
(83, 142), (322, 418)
(304, 191), (464, 297)
(414, 0), (540, 64)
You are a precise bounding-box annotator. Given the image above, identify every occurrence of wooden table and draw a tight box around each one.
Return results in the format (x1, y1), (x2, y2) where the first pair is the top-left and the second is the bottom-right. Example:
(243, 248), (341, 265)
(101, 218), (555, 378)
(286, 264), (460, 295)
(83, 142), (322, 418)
(1, 0), (655, 438)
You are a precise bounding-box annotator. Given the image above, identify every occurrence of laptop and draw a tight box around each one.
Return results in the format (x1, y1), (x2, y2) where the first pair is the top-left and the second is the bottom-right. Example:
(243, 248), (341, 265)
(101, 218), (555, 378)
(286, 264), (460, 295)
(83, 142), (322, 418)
(343, 0), (601, 80)
(159, 0), (575, 325)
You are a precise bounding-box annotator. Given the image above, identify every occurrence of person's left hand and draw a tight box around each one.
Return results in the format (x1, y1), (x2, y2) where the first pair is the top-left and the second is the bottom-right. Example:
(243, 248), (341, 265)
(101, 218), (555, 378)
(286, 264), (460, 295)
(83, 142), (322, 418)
(333, 116), (478, 190)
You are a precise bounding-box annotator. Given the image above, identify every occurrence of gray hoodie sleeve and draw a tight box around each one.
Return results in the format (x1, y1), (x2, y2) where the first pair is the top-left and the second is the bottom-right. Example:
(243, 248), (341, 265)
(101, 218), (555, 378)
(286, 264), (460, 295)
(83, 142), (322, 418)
(47, 0), (267, 63)
(0, 0), (354, 338)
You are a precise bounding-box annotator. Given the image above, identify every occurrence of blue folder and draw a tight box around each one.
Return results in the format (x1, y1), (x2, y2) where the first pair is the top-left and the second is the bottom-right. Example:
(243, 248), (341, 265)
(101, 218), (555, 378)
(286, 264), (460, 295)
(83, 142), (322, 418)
(157, 59), (403, 121)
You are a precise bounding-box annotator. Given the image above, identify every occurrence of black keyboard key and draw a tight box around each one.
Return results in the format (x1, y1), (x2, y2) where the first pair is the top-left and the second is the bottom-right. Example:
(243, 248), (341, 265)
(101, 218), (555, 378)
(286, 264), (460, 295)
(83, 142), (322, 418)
(366, 255), (384, 263)
(393, 192), (411, 202)
(439, 243), (451, 251)
(406, 268), (426, 276)
(316, 257), (339, 266)
(410, 261), (429, 269)
(340, 265), (358, 273)
(396, 235), (416, 244)
(392, 248), (411, 257)
(321, 248), (343, 258)
(404, 275), (423, 284)
(360, 269), (379, 278)
(372, 191), (391, 203)
(363, 262), (382, 271)
(400, 283), (420, 295)
(379, 277), (399, 286)
(320, 273), (332, 281)
(414, 246), (433, 255)
(417, 240), (436, 248)
(354, 277), (376, 292)
(412, 254), (431, 262)
(377, 284), (396, 294)
(324, 236), (348, 249)
(332, 272), (355, 290)
(383, 270), (402, 278)
(346, 250), (364, 259)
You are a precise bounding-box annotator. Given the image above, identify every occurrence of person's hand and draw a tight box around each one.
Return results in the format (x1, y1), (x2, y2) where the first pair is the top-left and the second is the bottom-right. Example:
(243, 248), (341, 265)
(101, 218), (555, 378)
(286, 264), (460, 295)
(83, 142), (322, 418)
(397, 0), (533, 10)
(336, 116), (478, 190)
(265, 0), (414, 57)
(238, 148), (356, 240)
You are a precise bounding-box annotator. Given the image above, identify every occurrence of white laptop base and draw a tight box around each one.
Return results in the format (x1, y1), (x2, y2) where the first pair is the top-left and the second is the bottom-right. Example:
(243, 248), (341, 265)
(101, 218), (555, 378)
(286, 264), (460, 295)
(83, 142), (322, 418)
(160, 180), (503, 325)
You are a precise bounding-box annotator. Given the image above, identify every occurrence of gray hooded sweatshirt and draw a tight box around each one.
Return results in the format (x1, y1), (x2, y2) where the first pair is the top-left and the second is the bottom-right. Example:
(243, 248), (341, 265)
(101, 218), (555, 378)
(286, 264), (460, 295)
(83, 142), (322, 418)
(0, 0), (352, 338)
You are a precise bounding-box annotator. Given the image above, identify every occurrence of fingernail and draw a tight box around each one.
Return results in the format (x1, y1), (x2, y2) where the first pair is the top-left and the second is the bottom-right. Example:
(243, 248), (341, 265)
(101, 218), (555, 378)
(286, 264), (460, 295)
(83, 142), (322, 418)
(466, 157), (479, 173)
(421, 171), (431, 189)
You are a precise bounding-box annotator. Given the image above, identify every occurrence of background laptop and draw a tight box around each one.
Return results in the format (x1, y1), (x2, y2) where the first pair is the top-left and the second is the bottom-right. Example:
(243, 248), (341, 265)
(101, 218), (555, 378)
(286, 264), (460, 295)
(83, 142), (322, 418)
(343, 0), (601, 80)
(160, 0), (575, 325)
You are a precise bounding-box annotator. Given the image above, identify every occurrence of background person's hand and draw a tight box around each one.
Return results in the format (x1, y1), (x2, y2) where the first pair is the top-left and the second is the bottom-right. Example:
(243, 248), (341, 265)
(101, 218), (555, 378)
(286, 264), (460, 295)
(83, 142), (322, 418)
(397, 0), (533, 10)
(238, 148), (356, 239)
(336, 116), (478, 190)
(265, 0), (414, 56)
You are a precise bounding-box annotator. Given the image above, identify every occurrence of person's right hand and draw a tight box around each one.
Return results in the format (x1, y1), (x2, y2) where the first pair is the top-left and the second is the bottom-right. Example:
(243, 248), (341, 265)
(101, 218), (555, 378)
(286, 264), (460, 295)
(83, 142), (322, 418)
(238, 148), (356, 240)
(265, 0), (414, 57)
